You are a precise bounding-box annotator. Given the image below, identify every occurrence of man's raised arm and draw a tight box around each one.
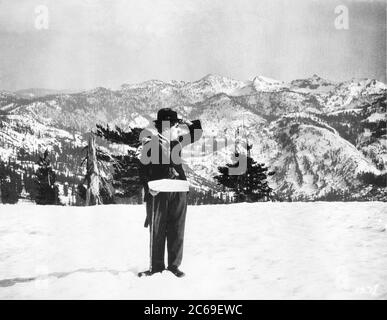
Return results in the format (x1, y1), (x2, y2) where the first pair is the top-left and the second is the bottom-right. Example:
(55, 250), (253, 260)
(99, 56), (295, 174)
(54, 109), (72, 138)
(178, 119), (203, 147)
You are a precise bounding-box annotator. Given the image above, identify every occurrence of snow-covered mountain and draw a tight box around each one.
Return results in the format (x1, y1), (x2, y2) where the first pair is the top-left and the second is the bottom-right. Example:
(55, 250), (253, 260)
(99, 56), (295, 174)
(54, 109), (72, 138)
(0, 74), (386, 200)
(325, 79), (386, 111)
(290, 74), (335, 92)
(251, 75), (288, 92)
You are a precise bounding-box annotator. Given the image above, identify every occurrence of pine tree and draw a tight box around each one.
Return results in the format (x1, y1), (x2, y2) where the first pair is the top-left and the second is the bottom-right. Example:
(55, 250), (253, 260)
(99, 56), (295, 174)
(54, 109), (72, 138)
(110, 151), (142, 202)
(214, 143), (274, 202)
(0, 161), (19, 204)
(35, 149), (60, 205)
(95, 124), (142, 148)
(94, 124), (143, 202)
(78, 135), (115, 205)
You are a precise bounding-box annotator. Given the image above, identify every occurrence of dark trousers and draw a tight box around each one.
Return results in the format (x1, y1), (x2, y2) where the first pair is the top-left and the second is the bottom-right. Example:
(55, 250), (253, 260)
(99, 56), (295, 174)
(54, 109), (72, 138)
(146, 192), (187, 271)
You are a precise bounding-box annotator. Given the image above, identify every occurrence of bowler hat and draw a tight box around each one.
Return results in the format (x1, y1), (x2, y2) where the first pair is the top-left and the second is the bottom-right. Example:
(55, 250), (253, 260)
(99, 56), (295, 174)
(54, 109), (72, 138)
(154, 108), (182, 124)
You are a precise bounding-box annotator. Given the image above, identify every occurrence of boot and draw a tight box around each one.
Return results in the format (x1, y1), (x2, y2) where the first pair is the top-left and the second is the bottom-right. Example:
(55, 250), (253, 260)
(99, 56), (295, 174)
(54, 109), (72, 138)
(137, 268), (164, 277)
(167, 266), (185, 278)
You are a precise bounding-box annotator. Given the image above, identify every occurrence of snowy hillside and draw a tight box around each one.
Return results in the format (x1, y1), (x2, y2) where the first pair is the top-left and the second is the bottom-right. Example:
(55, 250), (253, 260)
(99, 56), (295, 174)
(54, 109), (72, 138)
(0, 74), (386, 201)
(325, 79), (386, 111)
(252, 75), (288, 92)
(0, 203), (386, 299)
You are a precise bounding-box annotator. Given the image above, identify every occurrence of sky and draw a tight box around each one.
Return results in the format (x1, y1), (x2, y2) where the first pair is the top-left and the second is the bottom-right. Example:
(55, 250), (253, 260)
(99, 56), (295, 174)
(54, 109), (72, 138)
(0, 0), (385, 91)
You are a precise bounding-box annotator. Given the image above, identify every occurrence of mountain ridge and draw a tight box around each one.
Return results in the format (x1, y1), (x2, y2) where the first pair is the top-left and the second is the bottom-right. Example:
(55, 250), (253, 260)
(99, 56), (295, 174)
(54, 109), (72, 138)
(0, 73), (386, 202)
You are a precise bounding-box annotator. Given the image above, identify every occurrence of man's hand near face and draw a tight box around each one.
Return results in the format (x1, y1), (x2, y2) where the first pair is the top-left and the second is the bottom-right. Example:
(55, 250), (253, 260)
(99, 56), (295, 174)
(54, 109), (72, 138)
(181, 118), (193, 126)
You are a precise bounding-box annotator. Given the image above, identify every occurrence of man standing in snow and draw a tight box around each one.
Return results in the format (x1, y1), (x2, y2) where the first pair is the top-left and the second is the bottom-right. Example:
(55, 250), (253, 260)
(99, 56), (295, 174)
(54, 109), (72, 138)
(138, 108), (203, 278)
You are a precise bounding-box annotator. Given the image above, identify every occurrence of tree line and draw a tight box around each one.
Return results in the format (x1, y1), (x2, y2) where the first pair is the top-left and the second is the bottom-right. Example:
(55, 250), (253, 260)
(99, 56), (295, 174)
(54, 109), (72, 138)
(0, 123), (275, 205)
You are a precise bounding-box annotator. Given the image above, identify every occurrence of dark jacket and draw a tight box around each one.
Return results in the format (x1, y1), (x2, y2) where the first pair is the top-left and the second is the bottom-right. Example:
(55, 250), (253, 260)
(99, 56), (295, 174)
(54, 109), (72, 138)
(139, 120), (203, 199)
